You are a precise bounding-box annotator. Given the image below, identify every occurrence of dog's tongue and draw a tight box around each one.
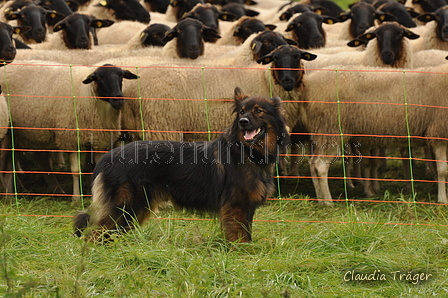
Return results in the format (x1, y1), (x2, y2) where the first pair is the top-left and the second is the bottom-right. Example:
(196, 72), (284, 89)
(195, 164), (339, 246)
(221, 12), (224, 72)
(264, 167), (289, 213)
(244, 129), (258, 140)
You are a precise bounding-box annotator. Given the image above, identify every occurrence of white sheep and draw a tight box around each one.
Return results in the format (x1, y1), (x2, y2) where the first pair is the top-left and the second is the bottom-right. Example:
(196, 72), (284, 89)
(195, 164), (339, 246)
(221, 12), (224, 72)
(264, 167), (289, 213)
(301, 64), (448, 205)
(410, 21), (448, 52)
(305, 22), (419, 71)
(1, 60), (138, 201)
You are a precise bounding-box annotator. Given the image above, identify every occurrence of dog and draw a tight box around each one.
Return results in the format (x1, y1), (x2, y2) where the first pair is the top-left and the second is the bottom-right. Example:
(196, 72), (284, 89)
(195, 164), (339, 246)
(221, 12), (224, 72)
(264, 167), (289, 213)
(74, 87), (289, 243)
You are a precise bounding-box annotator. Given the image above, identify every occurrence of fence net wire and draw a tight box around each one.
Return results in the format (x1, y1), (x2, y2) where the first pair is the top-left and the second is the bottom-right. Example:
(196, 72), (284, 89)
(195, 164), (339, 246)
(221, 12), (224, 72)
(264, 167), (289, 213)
(0, 62), (447, 228)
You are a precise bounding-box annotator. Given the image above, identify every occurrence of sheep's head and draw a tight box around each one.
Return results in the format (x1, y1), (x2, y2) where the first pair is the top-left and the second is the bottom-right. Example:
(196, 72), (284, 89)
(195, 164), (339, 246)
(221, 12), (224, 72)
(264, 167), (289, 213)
(418, 6), (448, 41)
(257, 45), (317, 92)
(83, 64), (139, 110)
(96, 0), (150, 23)
(233, 16), (276, 44)
(286, 11), (337, 49)
(250, 30), (296, 61)
(53, 13), (114, 49)
(162, 18), (220, 59)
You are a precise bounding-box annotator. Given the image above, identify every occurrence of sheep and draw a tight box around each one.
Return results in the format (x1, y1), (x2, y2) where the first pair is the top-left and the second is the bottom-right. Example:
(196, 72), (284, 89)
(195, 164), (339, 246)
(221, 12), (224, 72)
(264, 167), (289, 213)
(411, 6), (448, 52)
(5, 3), (64, 43)
(31, 13), (114, 50)
(161, 18), (221, 59)
(165, 0), (204, 22)
(94, 44), (315, 147)
(220, 3), (259, 20)
(331, 2), (395, 40)
(182, 3), (236, 38)
(404, 0), (446, 14)
(216, 16), (276, 46)
(285, 11), (339, 49)
(124, 23), (172, 49)
(305, 22), (420, 70)
(142, 0), (171, 13)
(278, 3), (314, 21)
(83, 0), (150, 23)
(300, 64), (448, 205)
(0, 22), (31, 62)
(375, 0), (417, 28)
(1, 61), (139, 201)
(96, 21), (147, 45)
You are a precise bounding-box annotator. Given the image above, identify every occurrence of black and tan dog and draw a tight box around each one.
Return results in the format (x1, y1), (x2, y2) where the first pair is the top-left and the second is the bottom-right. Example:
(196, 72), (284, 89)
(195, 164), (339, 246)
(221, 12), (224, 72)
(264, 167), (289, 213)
(74, 87), (289, 243)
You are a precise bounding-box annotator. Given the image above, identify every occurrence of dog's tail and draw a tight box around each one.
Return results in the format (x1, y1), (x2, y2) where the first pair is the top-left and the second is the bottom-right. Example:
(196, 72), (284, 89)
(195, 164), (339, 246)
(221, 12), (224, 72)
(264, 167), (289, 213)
(73, 211), (91, 237)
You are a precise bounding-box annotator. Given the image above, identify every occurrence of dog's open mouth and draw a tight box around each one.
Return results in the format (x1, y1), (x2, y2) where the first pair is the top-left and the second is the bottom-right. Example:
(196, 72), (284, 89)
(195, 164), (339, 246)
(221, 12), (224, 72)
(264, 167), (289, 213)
(244, 127), (265, 143)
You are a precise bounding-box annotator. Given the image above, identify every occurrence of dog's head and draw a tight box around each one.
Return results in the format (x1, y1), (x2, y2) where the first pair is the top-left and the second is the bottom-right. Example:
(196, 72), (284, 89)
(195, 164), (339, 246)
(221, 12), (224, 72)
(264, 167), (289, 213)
(231, 87), (289, 154)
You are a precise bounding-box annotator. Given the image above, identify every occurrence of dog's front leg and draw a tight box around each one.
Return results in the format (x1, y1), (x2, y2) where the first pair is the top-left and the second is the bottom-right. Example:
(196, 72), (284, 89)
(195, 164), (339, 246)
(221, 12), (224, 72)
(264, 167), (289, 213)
(220, 203), (255, 243)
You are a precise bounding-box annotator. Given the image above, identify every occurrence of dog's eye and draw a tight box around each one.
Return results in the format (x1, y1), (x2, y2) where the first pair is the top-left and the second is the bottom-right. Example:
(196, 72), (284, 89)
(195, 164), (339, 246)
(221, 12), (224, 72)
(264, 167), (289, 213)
(239, 109), (244, 114)
(255, 108), (262, 114)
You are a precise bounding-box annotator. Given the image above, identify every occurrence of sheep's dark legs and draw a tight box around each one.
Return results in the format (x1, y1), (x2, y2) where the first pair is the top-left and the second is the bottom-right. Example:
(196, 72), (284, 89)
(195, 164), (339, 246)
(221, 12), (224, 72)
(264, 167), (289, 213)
(433, 144), (448, 204)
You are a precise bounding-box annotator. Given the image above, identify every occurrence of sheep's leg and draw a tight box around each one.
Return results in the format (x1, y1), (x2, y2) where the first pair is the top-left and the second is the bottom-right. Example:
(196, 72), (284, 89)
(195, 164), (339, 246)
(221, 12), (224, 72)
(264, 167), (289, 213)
(433, 144), (448, 204)
(360, 147), (375, 197)
(0, 136), (13, 195)
(69, 152), (82, 203)
(309, 142), (334, 206)
(370, 148), (381, 193)
(424, 145), (437, 178)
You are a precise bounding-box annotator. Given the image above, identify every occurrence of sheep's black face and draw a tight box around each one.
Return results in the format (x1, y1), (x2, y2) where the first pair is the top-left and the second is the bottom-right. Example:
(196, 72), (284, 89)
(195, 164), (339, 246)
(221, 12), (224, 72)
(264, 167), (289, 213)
(251, 31), (288, 61)
(0, 23), (17, 62)
(111, 0), (151, 23)
(83, 65), (139, 110)
(145, 0), (170, 13)
(436, 7), (448, 41)
(234, 18), (267, 43)
(56, 14), (91, 49)
(287, 12), (325, 49)
(142, 24), (171, 47)
(348, 2), (377, 39)
(378, 2), (416, 28)
(17, 5), (47, 43)
(175, 19), (205, 59)
(375, 23), (405, 65)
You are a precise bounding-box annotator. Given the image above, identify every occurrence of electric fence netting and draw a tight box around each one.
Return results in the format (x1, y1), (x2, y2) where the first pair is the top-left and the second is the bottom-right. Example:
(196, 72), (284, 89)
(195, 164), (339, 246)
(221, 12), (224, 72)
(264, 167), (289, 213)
(0, 62), (447, 228)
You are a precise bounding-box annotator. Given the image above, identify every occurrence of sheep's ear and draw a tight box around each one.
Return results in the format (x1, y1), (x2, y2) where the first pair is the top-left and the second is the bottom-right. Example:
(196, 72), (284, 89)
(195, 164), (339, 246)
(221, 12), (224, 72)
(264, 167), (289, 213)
(5, 11), (21, 21)
(265, 24), (276, 30)
(13, 26), (31, 35)
(404, 29), (419, 40)
(323, 16), (338, 25)
(91, 19), (114, 29)
(45, 10), (64, 21)
(285, 22), (297, 32)
(219, 11), (237, 21)
(375, 12), (395, 22)
(336, 12), (351, 22)
(96, 0), (110, 7)
(82, 73), (98, 84)
(347, 38), (366, 47)
(244, 9), (259, 17)
(406, 7), (419, 18)
(284, 38), (299, 46)
(140, 31), (149, 44)
(257, 54), (274, 65)
(123, 70), (139, 80)
(202, 26), (221, 42)
(53, 20), (67, 32)
(251, 40), (262, 55)
(162, 28), (177, 43)
(417, 13), (436, 23)
(300, 51), (317, 61)
(234, 87), (249, 103)
(170, 0), (180, 7)
(279, 11), (291, 21)
(358, 32), (377, 41)
(244, 0), (257, 5)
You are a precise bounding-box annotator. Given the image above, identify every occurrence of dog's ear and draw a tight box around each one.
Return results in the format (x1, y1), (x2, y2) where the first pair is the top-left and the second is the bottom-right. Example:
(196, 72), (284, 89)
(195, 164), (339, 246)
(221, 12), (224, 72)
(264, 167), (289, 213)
(234, 87), (249, 103)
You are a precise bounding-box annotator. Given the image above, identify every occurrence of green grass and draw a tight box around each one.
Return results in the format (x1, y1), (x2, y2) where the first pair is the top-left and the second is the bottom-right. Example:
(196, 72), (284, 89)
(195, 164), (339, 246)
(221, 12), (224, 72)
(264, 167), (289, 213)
(1, 195), (447, 297)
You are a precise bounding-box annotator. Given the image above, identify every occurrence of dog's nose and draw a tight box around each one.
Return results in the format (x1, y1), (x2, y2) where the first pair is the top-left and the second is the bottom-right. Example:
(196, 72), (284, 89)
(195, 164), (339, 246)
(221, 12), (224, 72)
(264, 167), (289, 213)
(239, 118), (249, 127)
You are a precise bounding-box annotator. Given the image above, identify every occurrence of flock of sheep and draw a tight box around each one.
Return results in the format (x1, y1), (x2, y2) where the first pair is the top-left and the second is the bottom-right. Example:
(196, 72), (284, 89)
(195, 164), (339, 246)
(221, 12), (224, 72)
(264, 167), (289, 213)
(0, 0), (447, 206)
